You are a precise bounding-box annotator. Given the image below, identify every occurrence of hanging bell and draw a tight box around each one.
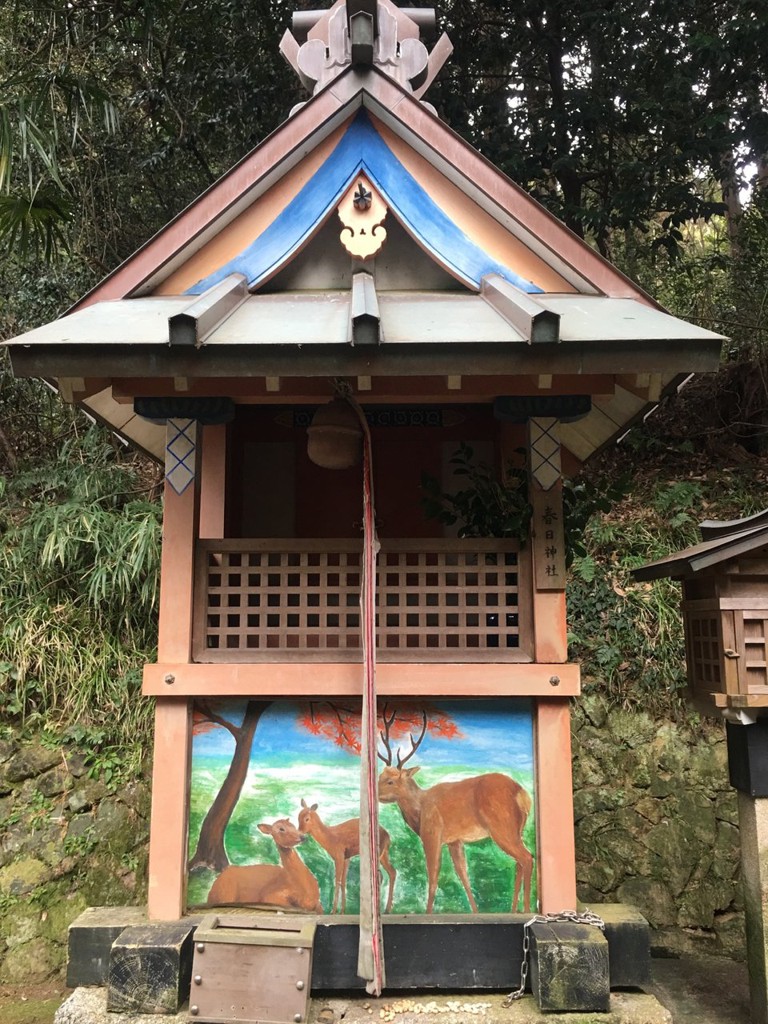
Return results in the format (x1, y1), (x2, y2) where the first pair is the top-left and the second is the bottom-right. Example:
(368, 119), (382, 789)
(307, 397), (363, 469)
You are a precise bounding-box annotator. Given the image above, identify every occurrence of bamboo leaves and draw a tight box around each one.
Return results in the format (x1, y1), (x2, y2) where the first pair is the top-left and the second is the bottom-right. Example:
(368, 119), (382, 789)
(0, 426), (160, 738)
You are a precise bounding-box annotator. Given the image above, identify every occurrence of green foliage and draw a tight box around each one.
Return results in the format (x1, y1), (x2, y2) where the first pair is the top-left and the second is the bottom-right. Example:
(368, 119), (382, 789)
(63, 826), (98, 859)
(0, 0), (302, 265)
(562, 475), (629, 563)
(421, 442), (531, 539)
(0, 191), (71, 260)
(0, 422), (161, 743)
(422, 444), (627, 567)
(432, 0), (765, 256)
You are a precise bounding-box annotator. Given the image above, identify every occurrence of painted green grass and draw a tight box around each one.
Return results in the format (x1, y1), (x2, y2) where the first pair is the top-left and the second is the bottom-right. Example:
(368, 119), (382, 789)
(188, 760), (537, 913)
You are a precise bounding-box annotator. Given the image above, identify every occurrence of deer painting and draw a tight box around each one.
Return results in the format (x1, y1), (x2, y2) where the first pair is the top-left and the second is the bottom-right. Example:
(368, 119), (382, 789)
(206, 818), (323, 912)
(377, 710), (533, 914)
(297, 799), (396, 913)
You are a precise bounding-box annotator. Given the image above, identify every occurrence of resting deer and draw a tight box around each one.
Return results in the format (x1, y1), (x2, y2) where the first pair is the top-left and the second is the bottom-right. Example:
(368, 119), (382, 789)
(377, 709), (533, 914)
(206, 818), (323, 913)
(297, 799), (396, 913)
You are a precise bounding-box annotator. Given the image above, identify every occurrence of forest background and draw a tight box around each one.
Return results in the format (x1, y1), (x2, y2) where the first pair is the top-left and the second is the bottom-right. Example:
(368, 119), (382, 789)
(0, 0), (766, 984)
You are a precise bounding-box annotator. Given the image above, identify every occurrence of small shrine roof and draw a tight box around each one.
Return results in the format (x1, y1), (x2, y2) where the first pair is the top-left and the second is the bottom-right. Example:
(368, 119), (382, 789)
(633, 509), (768, 581)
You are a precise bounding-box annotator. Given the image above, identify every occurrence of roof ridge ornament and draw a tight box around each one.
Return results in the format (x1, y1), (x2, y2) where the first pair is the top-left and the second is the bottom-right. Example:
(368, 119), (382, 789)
(280, 1), (452, 103)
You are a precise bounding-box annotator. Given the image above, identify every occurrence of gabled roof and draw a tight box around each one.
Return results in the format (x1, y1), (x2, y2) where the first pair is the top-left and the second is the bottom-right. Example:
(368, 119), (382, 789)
(4, 56), (724, 464)
(634, 510), (768, 581)
(67, 65), (674, 308)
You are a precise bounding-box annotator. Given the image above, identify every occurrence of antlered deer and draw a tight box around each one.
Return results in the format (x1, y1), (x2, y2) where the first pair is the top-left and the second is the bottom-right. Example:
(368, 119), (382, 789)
(377, 710), (533, 914)
(206, 818), (323, 912)
(297, 799), (396, 913)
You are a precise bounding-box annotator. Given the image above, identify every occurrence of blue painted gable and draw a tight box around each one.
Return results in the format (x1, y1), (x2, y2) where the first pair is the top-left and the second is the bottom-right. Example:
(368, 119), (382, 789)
(187, 112), (542, 295)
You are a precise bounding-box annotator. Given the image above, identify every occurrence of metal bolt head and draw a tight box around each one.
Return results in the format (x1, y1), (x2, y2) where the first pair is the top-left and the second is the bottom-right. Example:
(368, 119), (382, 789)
(190, 1006), (199, 1017)
(549, 675), (560, 687)
(196, 942), (205, 952)
(294, 1015), (302, 1023)
(164, 673), (175, 685)
(296, 980), (305, 990)
(194, 974), (202, 985)
(295, 946), (304, 954)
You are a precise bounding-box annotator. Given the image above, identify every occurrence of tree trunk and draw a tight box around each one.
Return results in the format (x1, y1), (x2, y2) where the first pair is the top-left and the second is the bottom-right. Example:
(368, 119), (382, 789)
(188, 700), (266, 872)
(721, 148), (743, 251)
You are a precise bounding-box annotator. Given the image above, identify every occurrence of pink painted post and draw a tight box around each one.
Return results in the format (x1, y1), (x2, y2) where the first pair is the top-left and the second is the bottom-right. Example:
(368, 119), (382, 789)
(525, 418), (578, 912)
(147, 698), (192, 920)
(535, 700), (578, 912)
(147, 456), (199, 920)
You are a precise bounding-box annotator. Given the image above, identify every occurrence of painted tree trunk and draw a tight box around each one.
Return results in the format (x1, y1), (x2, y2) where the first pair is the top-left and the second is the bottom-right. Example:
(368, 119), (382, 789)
(188, 700), (265, 871)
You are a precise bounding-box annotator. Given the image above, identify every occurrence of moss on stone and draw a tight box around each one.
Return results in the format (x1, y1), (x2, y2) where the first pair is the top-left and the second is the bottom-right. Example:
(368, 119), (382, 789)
(0, 859), (48, 896)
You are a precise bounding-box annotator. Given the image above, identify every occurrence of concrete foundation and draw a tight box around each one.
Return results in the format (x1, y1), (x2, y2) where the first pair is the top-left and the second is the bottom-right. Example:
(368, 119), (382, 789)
(55, 987), (673, 1024)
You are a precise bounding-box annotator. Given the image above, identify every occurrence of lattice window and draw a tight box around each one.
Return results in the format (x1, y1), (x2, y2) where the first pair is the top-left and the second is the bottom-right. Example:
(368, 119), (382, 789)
(194, 540), (529, 663)
(743, 613), (768, 692)
(377, 548), (521, 656)
(685, 613), (722, 687)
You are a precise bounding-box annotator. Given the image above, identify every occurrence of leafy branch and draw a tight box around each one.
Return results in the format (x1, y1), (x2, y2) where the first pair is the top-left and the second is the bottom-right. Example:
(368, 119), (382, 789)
(422, 442), (628, 566)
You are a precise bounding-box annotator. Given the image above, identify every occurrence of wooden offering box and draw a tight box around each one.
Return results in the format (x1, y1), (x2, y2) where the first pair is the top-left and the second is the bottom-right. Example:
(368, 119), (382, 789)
(634, 511), (768, 715)
(190, 915), (315, 1024)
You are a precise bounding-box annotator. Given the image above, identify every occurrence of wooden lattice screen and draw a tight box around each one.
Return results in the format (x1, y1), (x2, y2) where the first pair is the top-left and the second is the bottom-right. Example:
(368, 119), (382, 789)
(193, 540), (531, 662)
(684, 611), (723, 691)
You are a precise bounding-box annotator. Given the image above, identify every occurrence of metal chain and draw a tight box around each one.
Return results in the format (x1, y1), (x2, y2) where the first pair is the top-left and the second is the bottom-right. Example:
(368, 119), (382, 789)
(502, 909), (606, 1007)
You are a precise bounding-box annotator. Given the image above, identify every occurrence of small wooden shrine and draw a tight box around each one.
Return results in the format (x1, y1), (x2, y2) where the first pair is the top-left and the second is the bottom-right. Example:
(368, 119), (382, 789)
(635, 509), (768, 719)
(635, 512), (768, 1023)
(5, 0), (724, 1007)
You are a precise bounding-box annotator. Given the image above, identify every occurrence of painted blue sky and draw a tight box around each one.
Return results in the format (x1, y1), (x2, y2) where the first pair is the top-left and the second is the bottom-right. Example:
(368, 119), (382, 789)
(192, 698), (533, 773)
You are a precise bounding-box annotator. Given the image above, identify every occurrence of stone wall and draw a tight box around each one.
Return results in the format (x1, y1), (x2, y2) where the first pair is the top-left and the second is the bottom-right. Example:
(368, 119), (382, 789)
(0, 702), (744, 984)
(573, 694), (743, 959)
(0, 736), (149, 984)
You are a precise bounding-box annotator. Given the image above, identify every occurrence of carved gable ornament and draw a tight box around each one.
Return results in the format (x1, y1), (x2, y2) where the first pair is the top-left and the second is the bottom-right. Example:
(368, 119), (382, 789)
(337, 174), (388, 259)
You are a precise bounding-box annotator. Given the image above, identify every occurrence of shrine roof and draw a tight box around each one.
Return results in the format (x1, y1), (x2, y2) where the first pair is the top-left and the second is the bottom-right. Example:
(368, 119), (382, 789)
(11, 290), (721, 353)
(3, 3), (725, 465)
(634, 510), (768, 581)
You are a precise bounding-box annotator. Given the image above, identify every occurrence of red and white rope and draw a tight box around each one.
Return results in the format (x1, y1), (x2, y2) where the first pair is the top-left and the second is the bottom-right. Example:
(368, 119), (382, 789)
(350, 397), (385, 996)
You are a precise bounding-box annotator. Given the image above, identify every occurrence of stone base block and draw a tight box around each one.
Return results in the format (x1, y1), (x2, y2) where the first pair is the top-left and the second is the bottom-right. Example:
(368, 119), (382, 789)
(529, 921), (610, 1013)
(106, 923), (195, 1015)
(594, 904), (651, 987)
(66, 906), (148, 987)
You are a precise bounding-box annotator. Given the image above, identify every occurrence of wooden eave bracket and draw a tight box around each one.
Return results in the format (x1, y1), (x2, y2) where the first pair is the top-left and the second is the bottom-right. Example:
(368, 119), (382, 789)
(481, 273), (560, 344)
(168, 273), (248, 348)
(57, 376), (109, 403)
(349, 272), (381, 346)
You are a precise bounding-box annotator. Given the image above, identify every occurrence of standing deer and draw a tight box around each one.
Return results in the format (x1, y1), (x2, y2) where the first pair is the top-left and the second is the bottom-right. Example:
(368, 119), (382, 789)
(206, 818), (323, 912)
(297, 799), (396, 913)
(377, 710), (533, 914)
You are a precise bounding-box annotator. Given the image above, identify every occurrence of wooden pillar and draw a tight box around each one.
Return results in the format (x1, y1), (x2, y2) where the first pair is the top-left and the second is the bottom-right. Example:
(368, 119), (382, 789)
(526, 417), (577, 912)
(147, 420), (200, 920)
(147, 699), (193, 920)
(199, 423), (227, 539)
(535, 700), (577, 912)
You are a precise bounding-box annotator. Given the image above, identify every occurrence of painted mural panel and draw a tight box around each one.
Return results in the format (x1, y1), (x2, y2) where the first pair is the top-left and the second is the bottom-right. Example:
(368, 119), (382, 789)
(187, 698), (537, 915)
